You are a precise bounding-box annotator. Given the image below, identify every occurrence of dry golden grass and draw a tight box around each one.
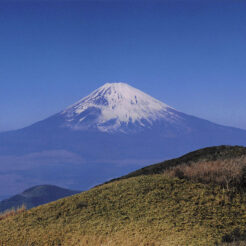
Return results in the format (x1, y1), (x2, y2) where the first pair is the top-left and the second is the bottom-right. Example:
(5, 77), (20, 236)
(65, 233), (163, 246)
(164, 156), (246, 190)
(2, 175), (246, 246)
(56, 227), (217, 246)
(0, 204), (26, 221)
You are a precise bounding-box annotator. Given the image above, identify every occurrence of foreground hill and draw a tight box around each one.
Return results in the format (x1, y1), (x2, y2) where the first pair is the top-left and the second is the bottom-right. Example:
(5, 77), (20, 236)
(0, 185), (80, 212)
(1, 146), (246, 245)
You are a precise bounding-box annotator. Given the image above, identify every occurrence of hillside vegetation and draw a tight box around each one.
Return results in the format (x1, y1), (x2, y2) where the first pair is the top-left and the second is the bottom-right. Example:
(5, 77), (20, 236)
(164, 156), (246, 191)
(1, 146), (246, 246)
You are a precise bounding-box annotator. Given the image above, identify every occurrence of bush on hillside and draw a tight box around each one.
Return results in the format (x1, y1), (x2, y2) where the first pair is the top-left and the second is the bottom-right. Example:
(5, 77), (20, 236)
(165, 156), (246, 191)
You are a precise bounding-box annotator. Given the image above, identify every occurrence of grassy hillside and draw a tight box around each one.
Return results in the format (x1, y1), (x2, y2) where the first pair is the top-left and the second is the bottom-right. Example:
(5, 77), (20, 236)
(1, 146), (246, 246)
(0, 185), (80, 212)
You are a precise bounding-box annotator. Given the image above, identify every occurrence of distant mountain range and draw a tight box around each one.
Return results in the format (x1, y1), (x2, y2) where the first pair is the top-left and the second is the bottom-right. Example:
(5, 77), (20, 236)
(0, 185), (79, 212)
(1, 82), (246, 197)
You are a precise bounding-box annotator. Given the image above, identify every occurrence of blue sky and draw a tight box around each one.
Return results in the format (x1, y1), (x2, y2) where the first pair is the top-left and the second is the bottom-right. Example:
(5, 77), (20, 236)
(0, 0), (246, 131)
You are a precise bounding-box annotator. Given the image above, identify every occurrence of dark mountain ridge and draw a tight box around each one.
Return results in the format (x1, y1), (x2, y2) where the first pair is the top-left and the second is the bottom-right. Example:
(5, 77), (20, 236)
(112, 145), (246, 181)
(0, 185), (80, 212)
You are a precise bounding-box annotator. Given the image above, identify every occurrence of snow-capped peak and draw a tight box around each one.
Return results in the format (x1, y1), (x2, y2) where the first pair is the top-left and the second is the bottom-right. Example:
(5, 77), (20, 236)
(61, 82), (179, 132)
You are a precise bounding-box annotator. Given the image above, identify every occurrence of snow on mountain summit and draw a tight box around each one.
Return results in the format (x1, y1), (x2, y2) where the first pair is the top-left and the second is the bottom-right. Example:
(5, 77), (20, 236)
(61, 82), (180, 132)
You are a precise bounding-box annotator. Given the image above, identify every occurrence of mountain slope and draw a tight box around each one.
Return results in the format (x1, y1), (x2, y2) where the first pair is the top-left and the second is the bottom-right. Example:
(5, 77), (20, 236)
(0, 185), (80, 212)
(1, 146), (246, 246)
(1, 82), (246, 197)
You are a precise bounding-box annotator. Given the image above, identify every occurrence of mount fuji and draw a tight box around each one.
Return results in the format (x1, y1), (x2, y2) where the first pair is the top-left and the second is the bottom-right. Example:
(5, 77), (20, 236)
(60, 82), (177, 133)
(1, 82), (246, 197)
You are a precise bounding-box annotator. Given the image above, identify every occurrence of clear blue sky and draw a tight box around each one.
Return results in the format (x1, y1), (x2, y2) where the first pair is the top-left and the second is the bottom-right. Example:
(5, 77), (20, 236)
(0, 0), (246, 131)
